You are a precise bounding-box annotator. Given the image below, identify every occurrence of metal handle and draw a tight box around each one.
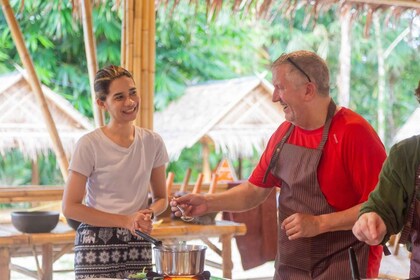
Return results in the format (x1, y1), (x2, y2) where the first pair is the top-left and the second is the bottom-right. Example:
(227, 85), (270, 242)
(135, 229), (162, 247)
(348, 247), (361, 280)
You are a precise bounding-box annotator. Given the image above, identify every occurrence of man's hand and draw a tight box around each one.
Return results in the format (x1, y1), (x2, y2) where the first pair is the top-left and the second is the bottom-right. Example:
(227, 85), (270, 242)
(352, 212), (387, 245)
(170, 194), (208, 218)
(281, 213), (322, 240)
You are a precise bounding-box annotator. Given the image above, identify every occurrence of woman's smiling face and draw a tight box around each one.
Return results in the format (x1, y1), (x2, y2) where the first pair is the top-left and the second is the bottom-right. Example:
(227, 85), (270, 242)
(103, 76), (139, 124)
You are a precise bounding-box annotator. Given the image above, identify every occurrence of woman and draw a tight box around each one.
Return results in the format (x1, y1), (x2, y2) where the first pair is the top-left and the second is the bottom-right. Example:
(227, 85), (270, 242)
(62, 65), (169, 279)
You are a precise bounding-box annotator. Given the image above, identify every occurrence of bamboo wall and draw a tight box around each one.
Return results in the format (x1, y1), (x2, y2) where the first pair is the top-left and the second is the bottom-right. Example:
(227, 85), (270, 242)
(121, 0), (156, 130)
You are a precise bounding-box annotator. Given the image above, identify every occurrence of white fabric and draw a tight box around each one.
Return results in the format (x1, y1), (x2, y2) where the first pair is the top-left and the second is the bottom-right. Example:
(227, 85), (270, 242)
(69, 126), (169, 215)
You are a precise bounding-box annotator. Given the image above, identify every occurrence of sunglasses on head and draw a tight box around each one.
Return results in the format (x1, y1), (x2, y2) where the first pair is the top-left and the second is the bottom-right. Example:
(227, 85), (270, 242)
(287, 57), (311, 82)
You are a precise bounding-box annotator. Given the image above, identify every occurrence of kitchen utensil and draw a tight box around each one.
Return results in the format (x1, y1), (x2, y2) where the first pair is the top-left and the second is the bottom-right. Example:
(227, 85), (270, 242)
(348, 246), (361, 280)
(153, 244), (207, 276)
(135, 229), (207, 276)
(348, 247), (391, 280)
(135, 229), (164, 247)
(175, 202), (195, 222)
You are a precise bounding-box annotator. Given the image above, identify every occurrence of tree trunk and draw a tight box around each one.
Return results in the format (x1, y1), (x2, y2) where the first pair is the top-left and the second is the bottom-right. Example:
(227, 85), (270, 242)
(374, 14), (387, 145)
(337, 5), (352, 107)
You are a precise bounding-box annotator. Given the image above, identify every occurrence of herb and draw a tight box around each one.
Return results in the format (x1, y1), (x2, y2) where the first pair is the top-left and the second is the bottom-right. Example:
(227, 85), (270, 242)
(128, 267), (147, 279)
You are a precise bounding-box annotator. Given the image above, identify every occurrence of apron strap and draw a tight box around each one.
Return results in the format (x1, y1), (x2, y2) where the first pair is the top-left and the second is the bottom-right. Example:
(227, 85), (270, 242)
(262, 124), (294, 183)
(263, 99), (336, 183)
(317, 100), (336, 150)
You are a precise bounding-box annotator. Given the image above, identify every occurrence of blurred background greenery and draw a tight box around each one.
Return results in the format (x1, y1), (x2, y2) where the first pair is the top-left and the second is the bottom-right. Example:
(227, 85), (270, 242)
(0, 0), (419, 186)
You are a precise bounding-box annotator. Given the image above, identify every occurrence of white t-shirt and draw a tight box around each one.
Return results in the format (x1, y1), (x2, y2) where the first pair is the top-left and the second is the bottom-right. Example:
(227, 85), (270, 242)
(69, 126), (169, 215)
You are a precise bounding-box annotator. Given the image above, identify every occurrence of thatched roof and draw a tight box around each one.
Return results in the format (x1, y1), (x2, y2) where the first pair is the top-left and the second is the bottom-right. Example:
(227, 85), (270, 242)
(0, 72), (94, 160)
(156, 0), (420, 29)
(393, 106), (420, 144)
(154, 75), (285, 160)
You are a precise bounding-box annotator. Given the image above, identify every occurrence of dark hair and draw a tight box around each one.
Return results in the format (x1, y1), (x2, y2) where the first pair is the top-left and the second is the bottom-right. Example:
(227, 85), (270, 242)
(272, 50), (330, 96)
(416, 80), (420, 104)
(94, 65), (133, 101)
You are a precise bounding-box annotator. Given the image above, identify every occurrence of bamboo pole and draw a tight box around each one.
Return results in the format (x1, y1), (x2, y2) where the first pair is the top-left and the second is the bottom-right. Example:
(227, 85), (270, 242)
(140, 1), (149, 128)
(121, 0), (126, 66)
(141, 0), (150, 129)
(80, 0), (104, 127)
(134, 1), (143, 126)
(148, 0), (156, 129)
(0, 0), (69, 180)
(125, 0), (134, 71)
(122, 0), (155, 129)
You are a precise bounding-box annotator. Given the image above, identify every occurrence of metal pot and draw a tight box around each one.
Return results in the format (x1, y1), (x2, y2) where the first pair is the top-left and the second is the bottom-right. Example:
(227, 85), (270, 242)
(135, 230), (207, 276)
(154, 244), (206, 276)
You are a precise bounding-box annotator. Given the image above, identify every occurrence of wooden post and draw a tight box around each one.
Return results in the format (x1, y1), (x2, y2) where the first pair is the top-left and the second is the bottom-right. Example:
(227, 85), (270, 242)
(201, 138), (212, 182)
(31, 158), (40, 185)
(80, 0), (104, 127)
(0, 0), (69, 180)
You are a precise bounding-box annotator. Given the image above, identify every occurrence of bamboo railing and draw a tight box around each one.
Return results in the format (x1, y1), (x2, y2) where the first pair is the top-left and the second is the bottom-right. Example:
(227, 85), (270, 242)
(121, 0), (155, 129)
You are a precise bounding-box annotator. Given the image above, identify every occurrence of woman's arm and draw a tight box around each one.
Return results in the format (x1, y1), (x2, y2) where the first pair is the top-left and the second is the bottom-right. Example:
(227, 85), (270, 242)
(62, 170), (153, 233)
(148, 165), (168, 217)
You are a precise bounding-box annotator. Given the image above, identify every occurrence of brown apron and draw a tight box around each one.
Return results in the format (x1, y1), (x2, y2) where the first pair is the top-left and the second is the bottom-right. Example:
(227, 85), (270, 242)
(398, 165), (420, 278)
(264, 100), (370, 279)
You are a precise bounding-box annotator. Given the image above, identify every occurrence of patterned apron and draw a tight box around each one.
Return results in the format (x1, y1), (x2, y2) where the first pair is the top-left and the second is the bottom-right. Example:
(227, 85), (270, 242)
(265, 100), (370, 279)
(398, 165), (420, 278)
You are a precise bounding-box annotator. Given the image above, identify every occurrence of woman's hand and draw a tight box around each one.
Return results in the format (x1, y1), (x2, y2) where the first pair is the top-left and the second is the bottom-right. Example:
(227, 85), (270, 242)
(128, 209), (154, 235)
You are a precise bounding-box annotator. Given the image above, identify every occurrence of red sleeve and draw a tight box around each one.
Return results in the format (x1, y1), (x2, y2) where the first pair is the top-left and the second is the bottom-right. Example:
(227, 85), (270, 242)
(248, 123), (291, 188)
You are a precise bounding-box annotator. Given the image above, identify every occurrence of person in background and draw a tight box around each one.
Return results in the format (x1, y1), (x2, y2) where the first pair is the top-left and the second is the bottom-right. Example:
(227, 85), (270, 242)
(353, 81), (420, 278)
(62, 65), (169, 279)
(171, 50), (386, 279)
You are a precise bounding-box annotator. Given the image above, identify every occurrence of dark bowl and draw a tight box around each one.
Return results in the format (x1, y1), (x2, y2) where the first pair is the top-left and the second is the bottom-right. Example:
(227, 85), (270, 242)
(11, 211), (60, 233)
(66, 217), (81, 231)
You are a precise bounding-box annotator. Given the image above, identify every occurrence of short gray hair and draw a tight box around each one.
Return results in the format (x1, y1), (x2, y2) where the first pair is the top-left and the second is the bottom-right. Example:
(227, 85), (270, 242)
(272, 51), (330, 96)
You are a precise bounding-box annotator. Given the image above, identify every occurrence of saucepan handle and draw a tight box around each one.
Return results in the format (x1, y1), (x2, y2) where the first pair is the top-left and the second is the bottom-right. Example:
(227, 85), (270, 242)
(135, 229), (162, 247)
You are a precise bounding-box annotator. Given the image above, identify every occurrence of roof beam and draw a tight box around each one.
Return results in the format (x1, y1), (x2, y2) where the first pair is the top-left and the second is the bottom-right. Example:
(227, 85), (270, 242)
(348, 0), (420, 9)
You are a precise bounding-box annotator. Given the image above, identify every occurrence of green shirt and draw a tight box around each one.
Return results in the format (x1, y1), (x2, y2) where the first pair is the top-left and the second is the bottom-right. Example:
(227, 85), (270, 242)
(359, 135), (420, 243)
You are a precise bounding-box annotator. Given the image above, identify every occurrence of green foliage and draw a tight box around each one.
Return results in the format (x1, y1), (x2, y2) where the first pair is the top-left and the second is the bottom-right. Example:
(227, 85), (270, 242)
(0, 0), (419, 185)
(154, 2), (270, 111)
(0, 150), (32, 185)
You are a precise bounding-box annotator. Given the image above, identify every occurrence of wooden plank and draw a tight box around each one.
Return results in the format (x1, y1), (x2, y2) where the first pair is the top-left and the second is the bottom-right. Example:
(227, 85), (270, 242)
(0, 183), (230, 203)
(0, 248), (10, 280)
(349, 0), (420, 8)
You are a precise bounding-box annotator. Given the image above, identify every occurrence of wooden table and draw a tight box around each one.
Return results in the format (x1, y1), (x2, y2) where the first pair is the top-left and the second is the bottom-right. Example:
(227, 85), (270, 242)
(0, 220), (246, 280)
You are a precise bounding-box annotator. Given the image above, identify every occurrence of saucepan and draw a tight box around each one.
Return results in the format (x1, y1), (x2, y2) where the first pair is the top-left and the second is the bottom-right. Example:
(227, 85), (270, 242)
(135, 230), (207, 276)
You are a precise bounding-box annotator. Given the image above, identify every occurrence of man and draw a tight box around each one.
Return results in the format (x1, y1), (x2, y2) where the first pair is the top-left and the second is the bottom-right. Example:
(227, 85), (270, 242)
(171, 50), (386, 279)
(353, 81), (420, 278)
